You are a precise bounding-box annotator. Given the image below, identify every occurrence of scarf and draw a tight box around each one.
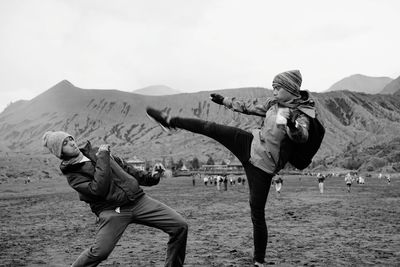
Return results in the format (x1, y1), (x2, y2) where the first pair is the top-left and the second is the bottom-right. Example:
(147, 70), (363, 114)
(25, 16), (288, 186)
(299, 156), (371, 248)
(61, 151), (84, 166)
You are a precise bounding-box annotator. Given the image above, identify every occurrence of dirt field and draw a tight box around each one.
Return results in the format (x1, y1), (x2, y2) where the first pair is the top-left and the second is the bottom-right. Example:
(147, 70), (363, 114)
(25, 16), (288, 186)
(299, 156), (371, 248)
(1, 174), (399, 266)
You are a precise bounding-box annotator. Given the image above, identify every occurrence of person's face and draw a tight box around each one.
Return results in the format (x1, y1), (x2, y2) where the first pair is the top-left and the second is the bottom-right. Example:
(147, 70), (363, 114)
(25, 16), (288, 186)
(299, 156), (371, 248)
(61, 136), (80, 158)
(273, 86), (298, 102)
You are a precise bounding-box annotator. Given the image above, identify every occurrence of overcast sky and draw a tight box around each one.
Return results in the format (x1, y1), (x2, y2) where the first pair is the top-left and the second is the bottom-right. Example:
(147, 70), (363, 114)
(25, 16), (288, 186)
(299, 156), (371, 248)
(0, 0), (399, 112)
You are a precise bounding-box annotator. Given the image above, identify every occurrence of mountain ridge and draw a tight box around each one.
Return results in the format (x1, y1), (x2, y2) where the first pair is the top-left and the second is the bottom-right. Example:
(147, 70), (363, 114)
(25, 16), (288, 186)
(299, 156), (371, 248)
(132, 85), (181, 96)
(326, 74), (393, 94)
(380, 76), (400, 94)
(1, 80), (400, 169)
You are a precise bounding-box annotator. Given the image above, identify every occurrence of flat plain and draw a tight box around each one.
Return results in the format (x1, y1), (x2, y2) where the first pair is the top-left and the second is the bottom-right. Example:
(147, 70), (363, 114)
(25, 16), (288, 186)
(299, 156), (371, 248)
(1, 174), (399, 266)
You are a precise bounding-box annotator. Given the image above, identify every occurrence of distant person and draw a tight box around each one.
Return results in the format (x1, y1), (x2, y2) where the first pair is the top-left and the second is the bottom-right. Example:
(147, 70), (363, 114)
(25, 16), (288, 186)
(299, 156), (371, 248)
(274, 176), (283, 194)
(386, 174), (391, 184)
(237, 176), (242, 185)
(223, 175), (228, 191)
(192, 174), (196, 186)
(42, 131), (188, 267)
(317, 173), (325, 193)
(345, 173), (352, 193)
(204, 176), (209, 186)
(146, 70), (318, 267)
(378, 173), (382, 179)
(217, 175), (223, 191)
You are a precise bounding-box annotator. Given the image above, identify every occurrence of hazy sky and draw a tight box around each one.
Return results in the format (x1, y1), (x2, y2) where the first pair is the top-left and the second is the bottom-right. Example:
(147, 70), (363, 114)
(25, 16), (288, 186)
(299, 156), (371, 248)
(1, 0), (399, 112)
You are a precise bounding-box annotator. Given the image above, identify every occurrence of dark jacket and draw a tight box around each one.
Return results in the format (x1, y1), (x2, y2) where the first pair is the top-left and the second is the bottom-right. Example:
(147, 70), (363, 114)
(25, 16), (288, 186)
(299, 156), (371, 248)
(60, 141), (160, 216)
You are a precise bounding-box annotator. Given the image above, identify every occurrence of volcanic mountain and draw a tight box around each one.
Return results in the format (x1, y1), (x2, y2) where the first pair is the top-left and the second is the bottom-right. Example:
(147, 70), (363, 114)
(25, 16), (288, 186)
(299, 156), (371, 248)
(326, 74), (393, 94)
(1, 80), (400, 168)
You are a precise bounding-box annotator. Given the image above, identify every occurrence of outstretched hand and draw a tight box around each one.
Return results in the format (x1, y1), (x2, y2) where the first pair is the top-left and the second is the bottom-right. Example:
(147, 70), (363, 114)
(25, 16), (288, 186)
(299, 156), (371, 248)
(210, 93), (224, 105)
(152, 163), (166, 177)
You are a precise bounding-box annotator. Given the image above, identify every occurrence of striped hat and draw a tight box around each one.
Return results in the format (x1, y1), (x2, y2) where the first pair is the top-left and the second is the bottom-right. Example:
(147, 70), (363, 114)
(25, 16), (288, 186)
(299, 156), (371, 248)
(272, 70), (302, 97)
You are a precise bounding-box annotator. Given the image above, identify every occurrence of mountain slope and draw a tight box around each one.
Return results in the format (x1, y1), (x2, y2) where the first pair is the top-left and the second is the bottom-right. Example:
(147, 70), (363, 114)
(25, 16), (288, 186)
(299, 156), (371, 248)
(132, 85), (181, 96)
(1, 81), (400, 166)
(327, 74), (393, 94)
(380, 76), (400, 94)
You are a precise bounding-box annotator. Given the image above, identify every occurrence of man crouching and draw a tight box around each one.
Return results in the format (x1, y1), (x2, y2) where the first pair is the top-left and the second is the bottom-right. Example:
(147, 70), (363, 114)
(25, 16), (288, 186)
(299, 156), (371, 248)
(42, 131), (187, 267)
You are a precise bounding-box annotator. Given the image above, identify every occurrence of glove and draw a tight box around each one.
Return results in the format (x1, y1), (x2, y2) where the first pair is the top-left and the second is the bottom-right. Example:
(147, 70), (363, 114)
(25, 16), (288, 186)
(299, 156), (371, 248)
(210, 93), (224, 105)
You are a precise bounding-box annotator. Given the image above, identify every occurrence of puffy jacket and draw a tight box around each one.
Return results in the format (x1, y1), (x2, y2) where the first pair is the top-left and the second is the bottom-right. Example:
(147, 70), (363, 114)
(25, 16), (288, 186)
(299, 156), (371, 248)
(60, 141), (160, 216)
(223, 90), (316, 174)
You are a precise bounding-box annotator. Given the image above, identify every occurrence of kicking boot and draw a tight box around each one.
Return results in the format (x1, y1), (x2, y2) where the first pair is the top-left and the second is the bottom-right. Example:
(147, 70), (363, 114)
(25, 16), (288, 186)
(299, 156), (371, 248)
(146, 107), (173, 132)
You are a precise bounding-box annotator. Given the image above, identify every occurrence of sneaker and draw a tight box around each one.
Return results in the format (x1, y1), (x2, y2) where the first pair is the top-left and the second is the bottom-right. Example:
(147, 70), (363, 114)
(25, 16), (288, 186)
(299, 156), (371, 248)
(254, 262), (265, 267)
(146, 107), (172, 132)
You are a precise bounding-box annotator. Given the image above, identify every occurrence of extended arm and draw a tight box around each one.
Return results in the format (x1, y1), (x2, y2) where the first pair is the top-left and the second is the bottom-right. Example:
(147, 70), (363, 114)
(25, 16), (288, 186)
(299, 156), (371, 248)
(210, 93), (272, 117)
(112, 156), (161, 186)
(223, 97), (272, 117)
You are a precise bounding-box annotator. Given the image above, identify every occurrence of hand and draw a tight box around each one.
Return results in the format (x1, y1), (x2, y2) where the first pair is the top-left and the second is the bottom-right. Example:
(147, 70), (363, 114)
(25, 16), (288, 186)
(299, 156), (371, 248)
(210, 93), (224, 105)
(151, 163), (165, 177)
(278, 108), (290, 120)
(96, 144), (110, 156)
(286, 118), (296, 129)
(285, 109), (298, 129)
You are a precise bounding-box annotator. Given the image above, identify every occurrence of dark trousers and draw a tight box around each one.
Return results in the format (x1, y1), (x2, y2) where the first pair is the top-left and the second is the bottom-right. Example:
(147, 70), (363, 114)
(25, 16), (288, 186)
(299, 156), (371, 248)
(171, 117), (273, 263)
(72, 195), (188, 267)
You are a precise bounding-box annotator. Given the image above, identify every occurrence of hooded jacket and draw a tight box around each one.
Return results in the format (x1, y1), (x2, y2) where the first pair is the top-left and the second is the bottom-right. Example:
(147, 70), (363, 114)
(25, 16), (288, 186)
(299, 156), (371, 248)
(60, 141), (160, 216)
(223, 90), (316, 174)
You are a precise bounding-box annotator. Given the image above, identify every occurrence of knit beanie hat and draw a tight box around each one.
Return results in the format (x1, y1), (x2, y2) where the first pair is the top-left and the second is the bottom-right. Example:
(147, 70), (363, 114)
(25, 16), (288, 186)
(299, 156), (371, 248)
(42, 131), (72, 158)
(272, 70), (302, 97)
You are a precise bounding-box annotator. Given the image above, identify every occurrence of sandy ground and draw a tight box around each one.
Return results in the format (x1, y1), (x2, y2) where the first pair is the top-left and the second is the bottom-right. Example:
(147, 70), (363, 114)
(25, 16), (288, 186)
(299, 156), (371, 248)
(1, 174), (399, 266)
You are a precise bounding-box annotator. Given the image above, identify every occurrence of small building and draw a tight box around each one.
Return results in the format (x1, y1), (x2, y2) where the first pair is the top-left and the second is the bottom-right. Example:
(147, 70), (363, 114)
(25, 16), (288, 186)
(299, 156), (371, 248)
(180, 164), (189, 171)
(199, 160), (244, 175)
(127, 156), (146, 171)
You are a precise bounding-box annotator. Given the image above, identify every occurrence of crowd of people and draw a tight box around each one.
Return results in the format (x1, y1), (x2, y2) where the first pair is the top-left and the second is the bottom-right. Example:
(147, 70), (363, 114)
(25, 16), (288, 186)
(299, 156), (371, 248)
(268, 171), (393, 195)
(200, 174), (247, 190)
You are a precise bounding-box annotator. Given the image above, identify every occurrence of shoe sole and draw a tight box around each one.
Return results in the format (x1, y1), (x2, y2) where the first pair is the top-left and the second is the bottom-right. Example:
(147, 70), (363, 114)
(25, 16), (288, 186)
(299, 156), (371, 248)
(146, 113), (171, 133)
